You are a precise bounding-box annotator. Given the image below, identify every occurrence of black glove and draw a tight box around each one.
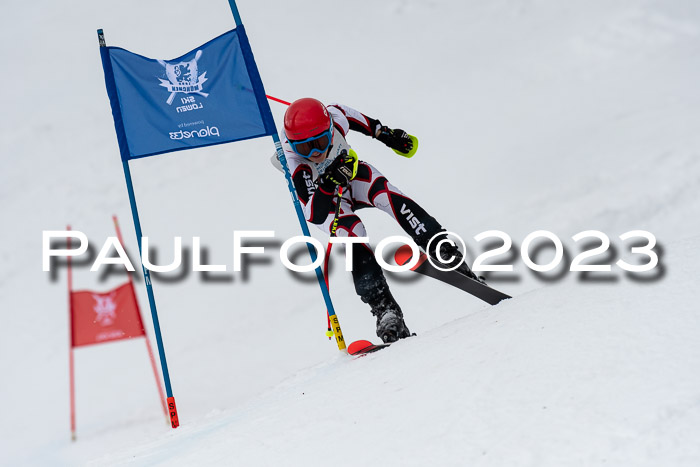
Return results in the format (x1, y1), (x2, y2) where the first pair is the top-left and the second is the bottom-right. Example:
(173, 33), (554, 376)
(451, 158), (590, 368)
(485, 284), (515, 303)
(376, 126), (413, 154)
(318, 150), (358, 189)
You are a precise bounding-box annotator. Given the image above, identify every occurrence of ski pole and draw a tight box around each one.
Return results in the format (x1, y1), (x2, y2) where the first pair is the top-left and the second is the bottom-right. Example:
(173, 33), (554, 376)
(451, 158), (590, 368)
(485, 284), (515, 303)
(323, 186), (344, 339)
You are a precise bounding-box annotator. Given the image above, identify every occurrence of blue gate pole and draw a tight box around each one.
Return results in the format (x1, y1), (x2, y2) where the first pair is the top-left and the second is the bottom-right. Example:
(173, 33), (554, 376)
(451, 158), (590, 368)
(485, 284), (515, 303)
(271, 135), (341, 318)
(227, 0), (243, 25)
(228, 0), (347, 351)
(121, 159), (180, 428)
(269, 124), (347, 353)
(99, 27), (180, 429)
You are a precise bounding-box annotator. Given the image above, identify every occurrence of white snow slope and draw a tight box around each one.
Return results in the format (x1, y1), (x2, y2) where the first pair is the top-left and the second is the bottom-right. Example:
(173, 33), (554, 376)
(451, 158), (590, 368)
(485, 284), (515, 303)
(1, 0), (700, 466)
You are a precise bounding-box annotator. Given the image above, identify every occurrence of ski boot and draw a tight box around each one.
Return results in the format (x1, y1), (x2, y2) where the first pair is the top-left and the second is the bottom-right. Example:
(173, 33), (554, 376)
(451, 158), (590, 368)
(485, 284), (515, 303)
(368, 293), (412, 344)
(353, 248), (413, 344)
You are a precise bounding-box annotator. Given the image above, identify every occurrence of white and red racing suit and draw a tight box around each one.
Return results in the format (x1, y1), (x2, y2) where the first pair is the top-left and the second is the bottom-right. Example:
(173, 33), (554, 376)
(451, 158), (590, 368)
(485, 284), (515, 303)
(274, 103), (446, 303)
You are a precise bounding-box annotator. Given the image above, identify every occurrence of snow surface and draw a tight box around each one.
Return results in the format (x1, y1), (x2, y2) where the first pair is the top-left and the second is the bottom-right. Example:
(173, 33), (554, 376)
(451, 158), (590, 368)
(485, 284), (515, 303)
(2, 0), (700, 465)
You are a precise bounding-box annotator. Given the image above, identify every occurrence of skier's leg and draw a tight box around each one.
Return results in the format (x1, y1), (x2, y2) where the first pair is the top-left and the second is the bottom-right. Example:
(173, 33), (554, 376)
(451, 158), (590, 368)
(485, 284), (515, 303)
(315, 204), (412, 343)
(348, 162), (442, 248)
(349, 161), (482, 281)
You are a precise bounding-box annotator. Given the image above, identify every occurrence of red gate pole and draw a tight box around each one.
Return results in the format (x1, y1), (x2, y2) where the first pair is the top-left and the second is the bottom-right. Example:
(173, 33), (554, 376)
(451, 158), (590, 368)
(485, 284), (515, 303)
(113, 215), (169, 422)
(67, 226), (77, 441)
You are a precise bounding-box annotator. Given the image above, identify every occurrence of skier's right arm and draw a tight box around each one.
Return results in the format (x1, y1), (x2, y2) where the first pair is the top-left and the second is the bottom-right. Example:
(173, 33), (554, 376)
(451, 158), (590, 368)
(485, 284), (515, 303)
(291, 165), (335, 225)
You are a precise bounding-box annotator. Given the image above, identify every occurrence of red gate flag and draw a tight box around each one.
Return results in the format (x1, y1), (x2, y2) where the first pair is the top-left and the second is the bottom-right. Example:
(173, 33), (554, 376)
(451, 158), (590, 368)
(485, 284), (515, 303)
(71, 282), (145, 347)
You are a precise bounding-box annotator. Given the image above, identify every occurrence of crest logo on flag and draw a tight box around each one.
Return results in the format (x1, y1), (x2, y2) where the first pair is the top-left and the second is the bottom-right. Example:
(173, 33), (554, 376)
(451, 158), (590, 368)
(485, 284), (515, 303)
(92, 293), (117, 326)
(157, 50), (209, 105)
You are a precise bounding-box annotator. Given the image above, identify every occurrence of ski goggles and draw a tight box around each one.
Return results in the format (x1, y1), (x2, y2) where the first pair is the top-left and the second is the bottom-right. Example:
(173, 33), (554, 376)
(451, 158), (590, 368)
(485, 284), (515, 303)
(289, 128), (333, 158)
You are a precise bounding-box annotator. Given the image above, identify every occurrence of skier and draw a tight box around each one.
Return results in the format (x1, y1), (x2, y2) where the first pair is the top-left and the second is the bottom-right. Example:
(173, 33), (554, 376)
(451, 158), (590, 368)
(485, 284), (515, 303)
(278, 97), (481, 343)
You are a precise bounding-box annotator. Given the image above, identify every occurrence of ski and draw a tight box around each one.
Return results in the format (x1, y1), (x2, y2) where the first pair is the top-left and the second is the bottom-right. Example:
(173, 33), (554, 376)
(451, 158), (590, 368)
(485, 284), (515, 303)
(394, 246), (511, 305)
(347, 339), (391, 355)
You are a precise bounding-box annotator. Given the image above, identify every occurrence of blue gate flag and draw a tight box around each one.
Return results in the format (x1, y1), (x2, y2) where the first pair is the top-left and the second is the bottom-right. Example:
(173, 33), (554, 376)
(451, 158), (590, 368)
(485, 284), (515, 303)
(100, 29), (275, 160)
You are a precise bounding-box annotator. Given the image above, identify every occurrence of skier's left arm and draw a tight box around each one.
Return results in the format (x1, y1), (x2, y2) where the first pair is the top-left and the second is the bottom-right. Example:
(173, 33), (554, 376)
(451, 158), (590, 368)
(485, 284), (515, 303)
(328, 103), (414, 155)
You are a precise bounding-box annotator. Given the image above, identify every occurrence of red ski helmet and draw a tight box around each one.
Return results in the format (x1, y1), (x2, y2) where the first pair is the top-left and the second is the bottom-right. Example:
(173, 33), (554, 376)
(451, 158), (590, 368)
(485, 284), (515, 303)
(284, 98), (332, 141)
